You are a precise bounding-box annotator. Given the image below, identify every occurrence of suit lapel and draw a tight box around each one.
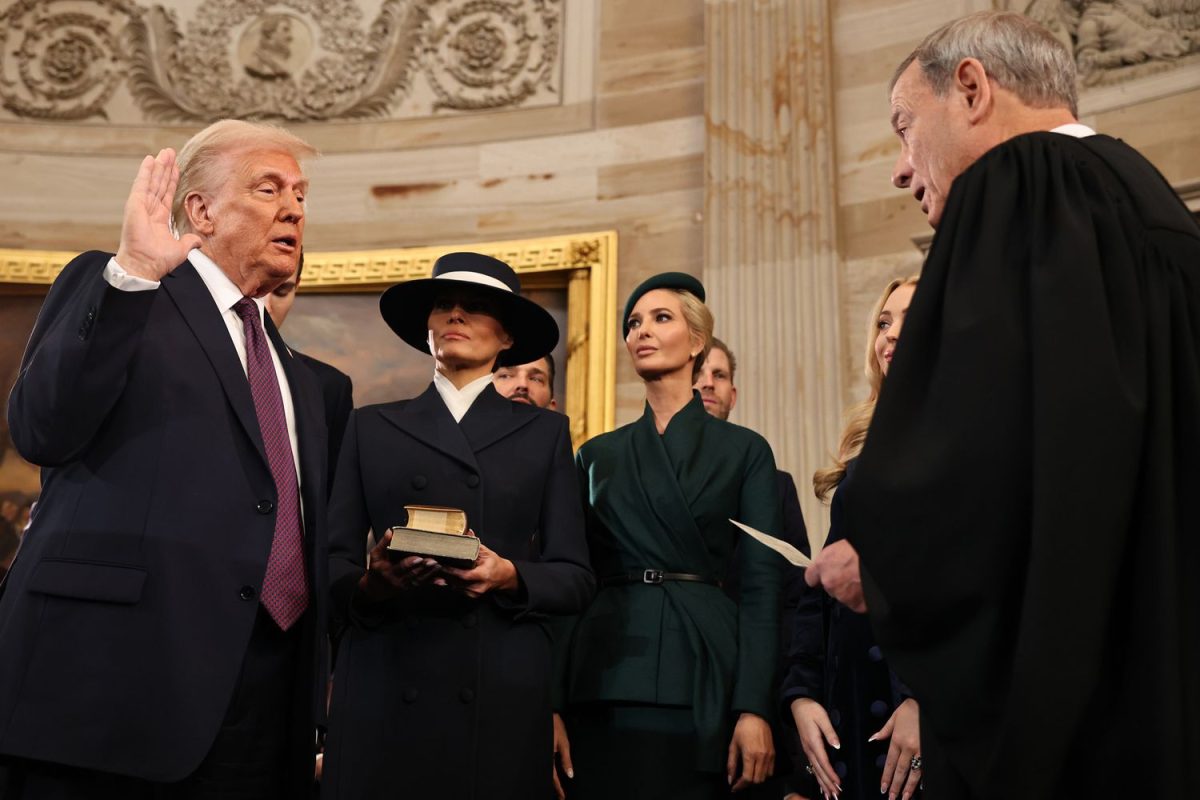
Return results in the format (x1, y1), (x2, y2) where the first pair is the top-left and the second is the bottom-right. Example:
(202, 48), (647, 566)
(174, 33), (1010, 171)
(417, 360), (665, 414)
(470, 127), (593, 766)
(266, 317), (324, 512)
(379, 384), (480, 473)
(626, 399), (711, 572)
(459, 384), (538, 454)
(160, 262), (268, 468)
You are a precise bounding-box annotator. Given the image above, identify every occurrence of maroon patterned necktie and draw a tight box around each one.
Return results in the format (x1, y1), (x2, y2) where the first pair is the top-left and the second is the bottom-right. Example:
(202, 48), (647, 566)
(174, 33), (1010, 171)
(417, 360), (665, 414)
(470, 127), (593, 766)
(233, 298), (309, 631)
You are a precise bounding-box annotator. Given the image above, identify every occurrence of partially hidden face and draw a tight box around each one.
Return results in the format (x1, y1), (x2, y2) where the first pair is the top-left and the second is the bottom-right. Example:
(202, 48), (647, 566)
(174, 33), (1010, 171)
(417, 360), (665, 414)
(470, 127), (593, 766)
(875, 282), (917, 377)
(426, 290), (513, 370)
(494, 359), (554, 409)
(625, 288), (699, 379)
(197, 148), (308, 294)
(694, 346), (736, 420)
(265, 268), (299, 328)
(889, 61), (978, 229)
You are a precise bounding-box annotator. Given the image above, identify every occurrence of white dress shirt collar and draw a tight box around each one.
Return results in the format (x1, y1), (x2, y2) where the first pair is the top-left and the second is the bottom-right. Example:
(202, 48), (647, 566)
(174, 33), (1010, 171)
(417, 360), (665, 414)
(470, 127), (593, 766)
(188, 249), (265, 318)
(433, 370), (494, 423)
(1050, 122), (1097, 139)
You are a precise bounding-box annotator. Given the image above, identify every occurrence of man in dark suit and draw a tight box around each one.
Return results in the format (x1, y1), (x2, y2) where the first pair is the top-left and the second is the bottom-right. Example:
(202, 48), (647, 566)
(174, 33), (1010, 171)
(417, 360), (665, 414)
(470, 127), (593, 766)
(0, 120), (328, 799)
(266, 253), (354, 494)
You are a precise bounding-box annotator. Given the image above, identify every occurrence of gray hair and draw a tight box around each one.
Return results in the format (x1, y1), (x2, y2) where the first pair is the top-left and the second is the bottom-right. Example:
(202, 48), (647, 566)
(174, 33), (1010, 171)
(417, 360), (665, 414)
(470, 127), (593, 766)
(890, 11), (1078, 118)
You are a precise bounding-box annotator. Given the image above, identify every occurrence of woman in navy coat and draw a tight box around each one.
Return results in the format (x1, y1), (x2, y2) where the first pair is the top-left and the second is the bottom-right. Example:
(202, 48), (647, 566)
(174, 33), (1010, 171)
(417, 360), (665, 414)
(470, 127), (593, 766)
(783, 277), (922, 800)
(321, 253), (594, 800)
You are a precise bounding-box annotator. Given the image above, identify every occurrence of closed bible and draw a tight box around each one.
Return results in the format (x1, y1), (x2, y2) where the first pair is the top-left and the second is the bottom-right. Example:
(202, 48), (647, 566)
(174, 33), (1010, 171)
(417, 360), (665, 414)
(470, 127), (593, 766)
(386, 505), (479, 568)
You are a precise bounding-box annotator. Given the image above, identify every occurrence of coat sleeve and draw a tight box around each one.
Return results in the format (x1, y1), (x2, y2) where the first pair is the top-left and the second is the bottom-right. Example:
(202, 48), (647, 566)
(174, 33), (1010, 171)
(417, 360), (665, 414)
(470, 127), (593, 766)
(779, 585), (825, 710)
(729, 435), (783, 719)
(498, 415), (594, 618)
(8, 251), (159, 466)
(325, 410), (375, 629)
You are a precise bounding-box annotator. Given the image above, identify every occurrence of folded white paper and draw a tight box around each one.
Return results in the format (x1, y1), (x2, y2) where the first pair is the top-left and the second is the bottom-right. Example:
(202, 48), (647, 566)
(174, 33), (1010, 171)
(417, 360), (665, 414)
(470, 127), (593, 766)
(730, 519), (813, 568)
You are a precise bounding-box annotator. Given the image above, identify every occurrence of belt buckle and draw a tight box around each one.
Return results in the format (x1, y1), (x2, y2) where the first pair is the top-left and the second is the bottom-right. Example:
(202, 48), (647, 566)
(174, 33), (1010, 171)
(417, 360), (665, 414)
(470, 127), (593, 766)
(642, 569), (664, 585)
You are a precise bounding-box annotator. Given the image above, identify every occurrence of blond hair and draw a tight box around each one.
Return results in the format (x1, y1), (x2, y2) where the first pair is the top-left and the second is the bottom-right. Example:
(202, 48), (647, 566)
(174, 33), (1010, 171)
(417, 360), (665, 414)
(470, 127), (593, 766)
(672, 288), (714, 381)
(171, 119), (319, 235)
(813, 276), (919, 502)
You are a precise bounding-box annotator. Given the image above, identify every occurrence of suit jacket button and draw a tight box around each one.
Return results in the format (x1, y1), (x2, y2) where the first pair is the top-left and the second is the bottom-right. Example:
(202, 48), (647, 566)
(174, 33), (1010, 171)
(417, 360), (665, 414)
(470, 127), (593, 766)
(465, 474), (480, 488)
(462, 613), (477, 629)
(459, 688), (475, 703)
(403, 688), (419, 703)
(256, 500), (274, 514)
(239, 586), (256, 601)
(412, 475), (427, 489)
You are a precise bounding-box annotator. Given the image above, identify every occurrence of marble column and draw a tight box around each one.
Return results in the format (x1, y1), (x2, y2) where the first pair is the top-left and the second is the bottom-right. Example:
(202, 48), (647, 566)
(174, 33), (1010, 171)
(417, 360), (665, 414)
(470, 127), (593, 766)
(704, 0), (842, 541)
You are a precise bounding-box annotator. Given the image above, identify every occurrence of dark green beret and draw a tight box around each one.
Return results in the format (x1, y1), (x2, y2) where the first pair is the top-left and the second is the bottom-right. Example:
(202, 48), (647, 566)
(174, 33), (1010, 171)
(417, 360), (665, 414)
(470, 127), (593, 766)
(622, 272), (706, 336)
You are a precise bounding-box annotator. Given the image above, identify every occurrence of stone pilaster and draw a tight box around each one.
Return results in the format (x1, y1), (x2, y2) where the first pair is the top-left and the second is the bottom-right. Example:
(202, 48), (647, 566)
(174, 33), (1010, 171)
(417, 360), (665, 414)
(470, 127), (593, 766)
(704, 0), (843, 540)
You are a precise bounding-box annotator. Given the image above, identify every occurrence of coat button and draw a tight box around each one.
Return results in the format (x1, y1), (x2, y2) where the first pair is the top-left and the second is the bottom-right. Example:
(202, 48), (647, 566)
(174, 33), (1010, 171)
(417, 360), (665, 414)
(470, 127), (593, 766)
(403, 688), (419, 704)
(459, 688), (475, 703)
(462, 613), (477, 629)
(239, 586), (256, 601)
(411, 475), (427, 490)
(256, 500), (274, 514)
(465, 474), (480, 488)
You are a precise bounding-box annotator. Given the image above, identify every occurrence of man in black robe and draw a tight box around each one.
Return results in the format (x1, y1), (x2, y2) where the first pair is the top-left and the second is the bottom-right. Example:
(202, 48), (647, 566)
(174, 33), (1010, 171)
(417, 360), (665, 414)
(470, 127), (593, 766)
(805, 11), (1200, 799)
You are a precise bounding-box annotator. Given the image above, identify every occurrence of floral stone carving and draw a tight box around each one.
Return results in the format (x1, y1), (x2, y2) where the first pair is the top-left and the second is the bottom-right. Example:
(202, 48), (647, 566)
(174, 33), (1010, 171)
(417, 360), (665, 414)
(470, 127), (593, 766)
(0, 0), (564, 122)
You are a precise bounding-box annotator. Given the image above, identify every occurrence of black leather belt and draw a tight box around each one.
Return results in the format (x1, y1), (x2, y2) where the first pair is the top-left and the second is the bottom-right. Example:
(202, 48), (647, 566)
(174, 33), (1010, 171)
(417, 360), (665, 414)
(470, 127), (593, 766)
(600, 569), (720, 587)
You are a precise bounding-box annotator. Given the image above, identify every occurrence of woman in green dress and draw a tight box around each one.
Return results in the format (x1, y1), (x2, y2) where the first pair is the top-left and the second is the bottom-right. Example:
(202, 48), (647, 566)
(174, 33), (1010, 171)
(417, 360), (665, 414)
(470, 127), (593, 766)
(552, 273), (784, 799)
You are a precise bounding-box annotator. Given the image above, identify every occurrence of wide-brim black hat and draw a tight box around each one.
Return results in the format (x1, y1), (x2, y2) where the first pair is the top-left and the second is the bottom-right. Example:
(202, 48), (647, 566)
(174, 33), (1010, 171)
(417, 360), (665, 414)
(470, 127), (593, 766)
(380, 252), (559, 367)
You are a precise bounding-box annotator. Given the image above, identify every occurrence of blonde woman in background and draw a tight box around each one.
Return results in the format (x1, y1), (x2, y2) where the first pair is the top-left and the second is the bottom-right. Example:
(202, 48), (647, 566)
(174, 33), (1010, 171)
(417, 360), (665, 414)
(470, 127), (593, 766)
(781, 277), (922, 800)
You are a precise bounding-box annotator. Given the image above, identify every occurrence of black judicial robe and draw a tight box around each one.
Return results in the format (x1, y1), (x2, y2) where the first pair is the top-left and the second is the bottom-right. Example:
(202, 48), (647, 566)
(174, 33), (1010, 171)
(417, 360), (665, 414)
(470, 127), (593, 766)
(559, 393), (783, 771)
(843, 132), (1200, 798)
(321, 384), (593, 800)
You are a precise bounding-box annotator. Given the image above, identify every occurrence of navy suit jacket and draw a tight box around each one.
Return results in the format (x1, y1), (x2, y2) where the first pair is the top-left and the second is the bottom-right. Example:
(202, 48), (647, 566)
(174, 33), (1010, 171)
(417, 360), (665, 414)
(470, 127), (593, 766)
(0, 252), (328, 785)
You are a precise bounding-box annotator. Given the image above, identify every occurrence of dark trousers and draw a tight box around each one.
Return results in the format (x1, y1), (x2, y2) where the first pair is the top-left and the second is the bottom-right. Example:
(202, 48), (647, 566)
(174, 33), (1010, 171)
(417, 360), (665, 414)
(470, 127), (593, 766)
(1, 606), (303, 800)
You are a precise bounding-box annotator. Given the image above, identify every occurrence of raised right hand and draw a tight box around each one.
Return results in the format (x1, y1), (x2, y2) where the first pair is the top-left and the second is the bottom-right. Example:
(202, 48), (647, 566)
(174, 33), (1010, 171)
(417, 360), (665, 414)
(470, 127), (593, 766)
(790, 697), (842, 798)
(115, 148), (202, 281)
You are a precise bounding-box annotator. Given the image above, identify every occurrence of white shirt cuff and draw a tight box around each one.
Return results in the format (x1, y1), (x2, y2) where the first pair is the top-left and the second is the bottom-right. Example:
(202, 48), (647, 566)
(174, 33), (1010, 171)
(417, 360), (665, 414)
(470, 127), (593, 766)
(103, 257), (161, 292)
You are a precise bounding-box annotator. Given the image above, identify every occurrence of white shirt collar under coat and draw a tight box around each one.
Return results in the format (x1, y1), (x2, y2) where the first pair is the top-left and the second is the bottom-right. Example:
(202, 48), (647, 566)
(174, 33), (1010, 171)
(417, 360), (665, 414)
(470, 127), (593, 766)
(188, 249), (266, 318)
(433, 370), (495, 423)
(1050, 123), (1097, 139)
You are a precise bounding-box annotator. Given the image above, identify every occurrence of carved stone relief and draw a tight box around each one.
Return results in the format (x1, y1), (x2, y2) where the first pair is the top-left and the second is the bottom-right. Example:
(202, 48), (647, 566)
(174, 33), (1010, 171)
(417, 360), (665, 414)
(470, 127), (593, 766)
(0, 0), (564, 122)
(1022, 0), (1200, 86)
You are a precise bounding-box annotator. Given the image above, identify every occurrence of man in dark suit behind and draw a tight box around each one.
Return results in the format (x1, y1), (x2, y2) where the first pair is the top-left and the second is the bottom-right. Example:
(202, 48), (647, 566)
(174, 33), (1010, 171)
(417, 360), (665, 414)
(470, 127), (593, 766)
(266, 253), (354, 495)
(0, 120), (328, 799)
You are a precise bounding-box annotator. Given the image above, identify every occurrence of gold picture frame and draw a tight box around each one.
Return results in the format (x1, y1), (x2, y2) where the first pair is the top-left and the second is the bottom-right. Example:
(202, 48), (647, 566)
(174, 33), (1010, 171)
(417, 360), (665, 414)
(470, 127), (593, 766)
(0, 230), (619, 448)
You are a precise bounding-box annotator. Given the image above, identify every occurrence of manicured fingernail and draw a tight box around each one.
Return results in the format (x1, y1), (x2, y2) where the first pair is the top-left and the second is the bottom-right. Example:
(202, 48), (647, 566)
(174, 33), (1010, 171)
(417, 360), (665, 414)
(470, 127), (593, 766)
(567, 769), (574, 779)
(881, 784), (888, 794)
(867, 734), (879, 742)
(832, 741), (841, 749)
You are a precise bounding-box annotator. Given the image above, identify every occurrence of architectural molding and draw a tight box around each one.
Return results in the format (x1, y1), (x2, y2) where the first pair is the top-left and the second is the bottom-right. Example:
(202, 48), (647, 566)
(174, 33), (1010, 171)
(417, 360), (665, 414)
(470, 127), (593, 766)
(0, 0), (566, 123)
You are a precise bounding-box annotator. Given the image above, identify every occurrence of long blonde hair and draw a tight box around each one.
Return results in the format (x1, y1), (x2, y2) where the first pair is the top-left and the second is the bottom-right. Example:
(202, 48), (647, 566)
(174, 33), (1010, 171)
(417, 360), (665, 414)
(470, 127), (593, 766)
(813, 275), (919, 502)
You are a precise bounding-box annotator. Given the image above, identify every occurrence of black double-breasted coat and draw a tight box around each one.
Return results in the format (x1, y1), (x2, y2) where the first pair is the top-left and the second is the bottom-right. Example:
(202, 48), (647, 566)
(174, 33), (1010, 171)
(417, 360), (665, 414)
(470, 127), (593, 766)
(322, 383), (593, 800)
